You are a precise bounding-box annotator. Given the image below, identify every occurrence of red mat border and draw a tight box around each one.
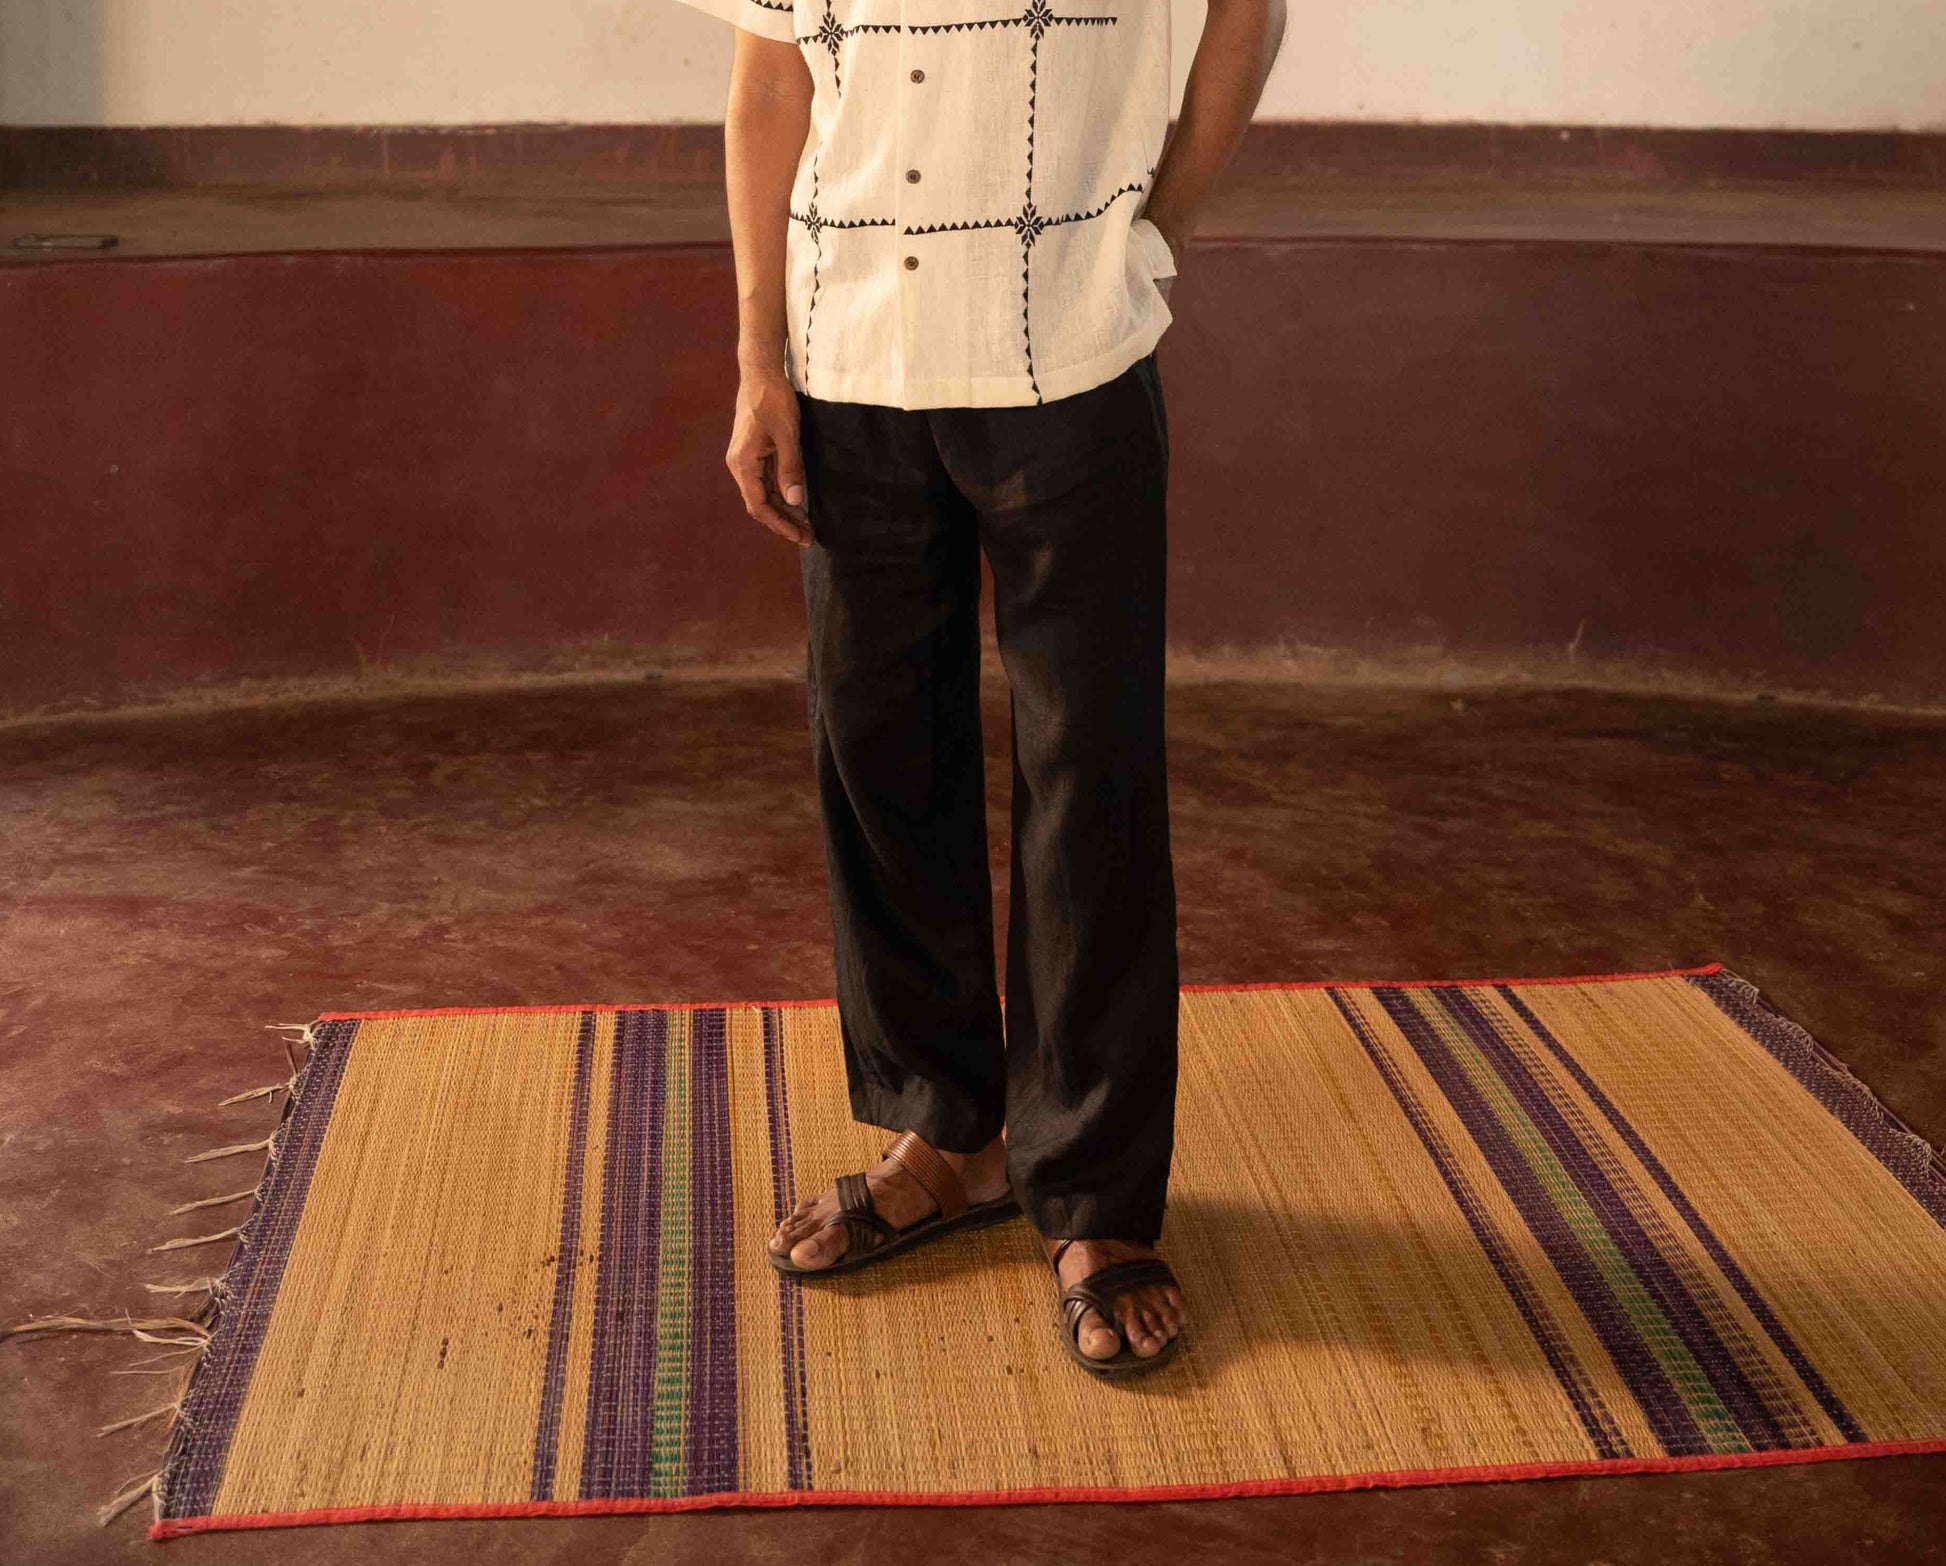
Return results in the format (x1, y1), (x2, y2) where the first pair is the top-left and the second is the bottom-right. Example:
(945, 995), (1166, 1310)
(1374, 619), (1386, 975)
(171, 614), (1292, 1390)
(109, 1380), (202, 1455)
(150, 1437), (1946, 1538)
(315, 961), (1729, 1021)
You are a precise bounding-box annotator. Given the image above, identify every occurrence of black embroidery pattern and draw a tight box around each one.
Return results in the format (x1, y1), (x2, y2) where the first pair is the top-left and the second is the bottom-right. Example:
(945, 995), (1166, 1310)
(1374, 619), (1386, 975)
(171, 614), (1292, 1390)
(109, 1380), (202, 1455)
(778, 0), (1138, 402)
(790, 193), (899, 380)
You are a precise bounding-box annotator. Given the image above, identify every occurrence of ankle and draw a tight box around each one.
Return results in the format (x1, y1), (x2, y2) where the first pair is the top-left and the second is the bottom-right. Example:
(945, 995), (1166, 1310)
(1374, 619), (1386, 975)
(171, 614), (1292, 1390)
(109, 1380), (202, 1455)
(939, 1133), (1005, 1168)
(1047, 1237), (1154, 1264)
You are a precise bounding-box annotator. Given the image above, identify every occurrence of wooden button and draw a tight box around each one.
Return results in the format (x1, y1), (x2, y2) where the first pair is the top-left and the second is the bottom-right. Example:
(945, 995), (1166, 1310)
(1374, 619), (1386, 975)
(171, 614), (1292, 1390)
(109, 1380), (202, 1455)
(906, 168), (921, 183)
(904, 255), (919, 271)
(910, 68), (925, 83)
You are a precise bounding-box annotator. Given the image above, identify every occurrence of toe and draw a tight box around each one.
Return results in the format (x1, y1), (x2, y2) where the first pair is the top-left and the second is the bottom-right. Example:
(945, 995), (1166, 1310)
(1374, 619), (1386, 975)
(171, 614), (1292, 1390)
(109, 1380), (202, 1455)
(1078, 1307), (1120, 1361)
(788, 1225), (846, 1271)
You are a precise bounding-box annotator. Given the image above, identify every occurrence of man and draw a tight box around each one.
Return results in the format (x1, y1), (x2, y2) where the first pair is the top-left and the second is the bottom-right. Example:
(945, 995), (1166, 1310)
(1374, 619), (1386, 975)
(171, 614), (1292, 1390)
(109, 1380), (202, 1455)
(672, 0), (1283, 1373)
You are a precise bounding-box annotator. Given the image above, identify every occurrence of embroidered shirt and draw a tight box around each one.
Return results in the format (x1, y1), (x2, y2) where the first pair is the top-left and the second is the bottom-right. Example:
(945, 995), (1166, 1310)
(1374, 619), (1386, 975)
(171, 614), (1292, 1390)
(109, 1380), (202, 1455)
(672, 0), (1179, 408)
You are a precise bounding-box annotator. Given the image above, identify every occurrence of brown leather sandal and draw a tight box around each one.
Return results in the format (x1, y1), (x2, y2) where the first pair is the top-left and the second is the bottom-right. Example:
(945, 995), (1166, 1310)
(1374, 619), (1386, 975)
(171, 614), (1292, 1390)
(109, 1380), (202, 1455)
(1050, 1239), (1184, 1377)
(767, 1129), (1022, 1277)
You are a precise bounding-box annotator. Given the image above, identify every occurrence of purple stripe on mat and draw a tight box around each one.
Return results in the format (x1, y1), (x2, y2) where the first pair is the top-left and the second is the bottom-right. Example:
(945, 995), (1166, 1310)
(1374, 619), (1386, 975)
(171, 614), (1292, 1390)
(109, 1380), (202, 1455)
(1373, 986), (1711, 1456)
(1432, 985), (1789, 1452)
(1495, 983), (1866, 1445)
(1689, 970), (1946, 1231)
(762, 1006), (812, 1490)
(1328, 989), (1630, 1460)
(529, 1011), (600, 1500)
(687, 1007), (740, 1493)
(157, 1018), (361, 1520)
(579, 1007), (670, 1499)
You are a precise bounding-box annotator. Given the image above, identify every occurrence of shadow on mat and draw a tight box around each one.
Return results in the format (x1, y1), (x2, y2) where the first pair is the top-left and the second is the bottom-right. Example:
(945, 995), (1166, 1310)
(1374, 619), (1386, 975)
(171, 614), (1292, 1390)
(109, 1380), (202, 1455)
(760, 1189), (1946, 1389)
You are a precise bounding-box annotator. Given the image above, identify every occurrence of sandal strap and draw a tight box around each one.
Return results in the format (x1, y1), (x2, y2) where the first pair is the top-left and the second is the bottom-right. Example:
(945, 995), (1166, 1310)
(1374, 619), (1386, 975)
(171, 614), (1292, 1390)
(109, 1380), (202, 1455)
(804, 1137), (976, 1262)
(882, 1129), (969, 1220)
(1058, 1257), (1180, 1344)
(835, 1170), (875, 1217)
(815, 1168), (898, 1254)
(1074, 1256), (1179, 1299)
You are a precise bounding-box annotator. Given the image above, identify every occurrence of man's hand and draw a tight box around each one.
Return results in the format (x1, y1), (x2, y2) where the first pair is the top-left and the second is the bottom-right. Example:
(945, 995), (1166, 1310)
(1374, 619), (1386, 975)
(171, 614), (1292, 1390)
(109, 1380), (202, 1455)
(1140, 0), (1285, 310)
(1154, 223), (1187, 303)
(723, 29), (814, 547)
(727, 365), (813, 548)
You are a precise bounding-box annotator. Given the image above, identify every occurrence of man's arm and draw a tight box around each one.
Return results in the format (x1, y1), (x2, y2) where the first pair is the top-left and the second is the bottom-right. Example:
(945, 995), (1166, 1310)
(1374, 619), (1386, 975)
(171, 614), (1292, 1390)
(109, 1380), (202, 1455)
(723, 31), (816, 548)
(1141, 0), (1287, 293)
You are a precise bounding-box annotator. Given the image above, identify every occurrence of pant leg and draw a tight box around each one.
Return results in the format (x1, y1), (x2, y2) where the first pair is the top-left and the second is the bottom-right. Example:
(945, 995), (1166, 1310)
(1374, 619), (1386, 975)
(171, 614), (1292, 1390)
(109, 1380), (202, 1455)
(796, 391), (1008, 1153)
(928, 352), (1179, 1240)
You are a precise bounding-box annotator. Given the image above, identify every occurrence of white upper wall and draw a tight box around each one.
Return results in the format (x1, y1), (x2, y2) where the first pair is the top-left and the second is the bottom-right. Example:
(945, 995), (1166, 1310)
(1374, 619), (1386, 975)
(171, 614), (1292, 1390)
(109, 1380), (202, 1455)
(3, 0), (1941, 130)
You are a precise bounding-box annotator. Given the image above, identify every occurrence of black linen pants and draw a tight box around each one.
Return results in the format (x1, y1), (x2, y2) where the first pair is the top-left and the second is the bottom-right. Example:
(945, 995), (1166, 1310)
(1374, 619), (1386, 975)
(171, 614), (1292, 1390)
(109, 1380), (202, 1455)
(795, 350), (1179, 1243)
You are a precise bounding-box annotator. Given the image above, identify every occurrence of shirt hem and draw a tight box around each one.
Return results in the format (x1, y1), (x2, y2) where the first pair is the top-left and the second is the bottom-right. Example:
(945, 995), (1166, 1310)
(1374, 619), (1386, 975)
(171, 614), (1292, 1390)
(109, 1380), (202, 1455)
(794, 305), (1174, 411)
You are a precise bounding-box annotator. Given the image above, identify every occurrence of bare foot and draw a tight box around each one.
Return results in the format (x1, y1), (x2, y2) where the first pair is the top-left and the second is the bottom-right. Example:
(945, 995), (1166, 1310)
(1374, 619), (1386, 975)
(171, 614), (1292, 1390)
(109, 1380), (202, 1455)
(1048, 1238), (1188, 1361)
(768, 1132), (1011, 1270)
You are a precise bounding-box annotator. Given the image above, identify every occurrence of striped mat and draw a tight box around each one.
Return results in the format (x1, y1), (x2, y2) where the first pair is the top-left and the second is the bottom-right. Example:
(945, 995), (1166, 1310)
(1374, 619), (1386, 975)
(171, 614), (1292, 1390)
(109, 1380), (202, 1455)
(144, 964), (1946, 1537)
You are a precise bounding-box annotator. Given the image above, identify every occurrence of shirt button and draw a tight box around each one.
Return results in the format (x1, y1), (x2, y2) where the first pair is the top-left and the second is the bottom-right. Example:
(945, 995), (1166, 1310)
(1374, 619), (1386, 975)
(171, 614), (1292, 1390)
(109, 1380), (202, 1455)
(910, 68), (925, 83)
(905, 168), (921, 183)
(904, 255), (919, 271)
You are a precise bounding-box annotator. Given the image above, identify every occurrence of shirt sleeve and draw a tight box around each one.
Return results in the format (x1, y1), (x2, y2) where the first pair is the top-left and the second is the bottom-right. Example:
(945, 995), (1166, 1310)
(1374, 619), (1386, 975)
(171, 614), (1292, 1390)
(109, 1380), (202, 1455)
(669, 0), (799, 44)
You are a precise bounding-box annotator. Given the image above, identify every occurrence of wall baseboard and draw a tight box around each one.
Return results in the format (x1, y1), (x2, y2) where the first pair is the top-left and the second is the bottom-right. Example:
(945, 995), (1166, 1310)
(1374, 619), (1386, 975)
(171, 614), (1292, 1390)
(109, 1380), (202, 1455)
(4, 121), (1942, 190)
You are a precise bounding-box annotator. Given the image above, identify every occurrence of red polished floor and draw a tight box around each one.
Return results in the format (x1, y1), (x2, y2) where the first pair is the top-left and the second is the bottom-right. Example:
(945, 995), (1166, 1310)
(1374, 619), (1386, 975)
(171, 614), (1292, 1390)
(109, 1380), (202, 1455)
(2, 669), (1943, 1564)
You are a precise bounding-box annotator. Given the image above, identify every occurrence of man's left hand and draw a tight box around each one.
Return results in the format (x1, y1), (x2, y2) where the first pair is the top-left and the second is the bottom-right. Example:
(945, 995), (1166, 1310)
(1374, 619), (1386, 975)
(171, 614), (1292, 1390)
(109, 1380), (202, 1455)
(1152, 222), (1188, 301)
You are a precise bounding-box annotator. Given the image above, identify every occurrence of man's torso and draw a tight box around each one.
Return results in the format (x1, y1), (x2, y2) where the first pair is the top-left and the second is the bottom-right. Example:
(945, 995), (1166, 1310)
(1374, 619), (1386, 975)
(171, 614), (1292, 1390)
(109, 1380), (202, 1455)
(776, 0), (1179, 409)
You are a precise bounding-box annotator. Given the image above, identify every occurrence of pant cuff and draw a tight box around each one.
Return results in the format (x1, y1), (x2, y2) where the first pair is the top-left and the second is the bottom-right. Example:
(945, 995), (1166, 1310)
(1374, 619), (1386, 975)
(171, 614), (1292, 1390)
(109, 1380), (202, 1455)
(846, 1080), (1003, 1156)
(1020, 1188), (1167, 1246)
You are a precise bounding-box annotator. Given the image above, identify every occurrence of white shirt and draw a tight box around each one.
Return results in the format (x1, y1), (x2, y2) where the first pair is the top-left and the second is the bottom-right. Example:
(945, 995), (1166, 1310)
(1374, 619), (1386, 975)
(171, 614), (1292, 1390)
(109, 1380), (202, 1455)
(673, 0), (1179, 409)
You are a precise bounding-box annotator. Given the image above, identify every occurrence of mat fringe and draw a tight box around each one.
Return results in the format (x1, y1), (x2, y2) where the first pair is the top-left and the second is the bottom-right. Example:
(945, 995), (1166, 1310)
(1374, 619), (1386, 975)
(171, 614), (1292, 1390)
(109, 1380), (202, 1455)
(182, 1136), (275, 1165)
(100, 1471), (161, 1528)
(147, 1225), (246, 1254)
(142, 1278), (221, 1298)
(166, 1188), (260, 1216)
(0, 1019), (321, 1530)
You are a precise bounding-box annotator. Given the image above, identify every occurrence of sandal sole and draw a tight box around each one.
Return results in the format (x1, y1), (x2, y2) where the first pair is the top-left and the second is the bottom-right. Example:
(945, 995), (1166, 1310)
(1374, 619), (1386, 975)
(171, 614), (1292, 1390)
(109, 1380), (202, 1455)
(1051, 1250), (1186, 1378)
(1059, 1324), (1182, 1378)
(766, 1193), (1023, 1277)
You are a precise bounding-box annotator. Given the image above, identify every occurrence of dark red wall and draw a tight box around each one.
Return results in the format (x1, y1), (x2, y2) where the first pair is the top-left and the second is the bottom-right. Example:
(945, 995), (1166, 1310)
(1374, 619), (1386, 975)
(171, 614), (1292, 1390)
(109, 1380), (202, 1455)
(4, 238), (1944, 716)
